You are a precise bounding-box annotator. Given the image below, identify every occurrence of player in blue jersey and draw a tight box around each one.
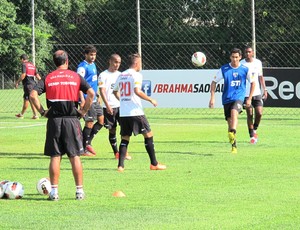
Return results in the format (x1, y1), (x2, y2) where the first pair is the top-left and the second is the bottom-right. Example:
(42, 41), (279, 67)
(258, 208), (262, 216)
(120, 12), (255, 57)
(77, 45), (104, 156)
(209, 48), (256, 154)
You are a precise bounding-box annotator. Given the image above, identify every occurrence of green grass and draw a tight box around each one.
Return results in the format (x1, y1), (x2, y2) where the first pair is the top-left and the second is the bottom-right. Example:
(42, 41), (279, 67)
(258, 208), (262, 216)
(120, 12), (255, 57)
(1, 106), (300, 229)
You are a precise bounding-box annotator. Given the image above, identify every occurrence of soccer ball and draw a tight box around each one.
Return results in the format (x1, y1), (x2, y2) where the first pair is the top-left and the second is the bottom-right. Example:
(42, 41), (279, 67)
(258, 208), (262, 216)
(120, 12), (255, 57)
(191, 51), (206, 67)
(0, 180), (10, 198)
(4, 181), (24, 199)
(36, 178), (51, 195)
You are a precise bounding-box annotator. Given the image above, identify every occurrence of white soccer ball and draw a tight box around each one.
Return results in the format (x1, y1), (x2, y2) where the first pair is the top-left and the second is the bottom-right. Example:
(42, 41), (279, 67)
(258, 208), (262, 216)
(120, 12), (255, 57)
(4, 182), (24, 199)
(36, 178), (51, 196)
(0, 180), (10, 198)
(191, 51), (206, 67)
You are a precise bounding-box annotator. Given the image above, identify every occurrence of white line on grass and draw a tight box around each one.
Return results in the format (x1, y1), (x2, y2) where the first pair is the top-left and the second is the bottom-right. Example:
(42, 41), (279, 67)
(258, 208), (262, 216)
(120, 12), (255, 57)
(0, 123), (45, 129)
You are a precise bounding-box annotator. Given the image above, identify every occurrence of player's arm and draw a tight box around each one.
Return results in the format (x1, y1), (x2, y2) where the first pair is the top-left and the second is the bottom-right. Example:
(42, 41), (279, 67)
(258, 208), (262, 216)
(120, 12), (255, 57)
(15, 73), (26, 88)
(134, 87), (157, 107)
(35, 73), (41, 81)
(80, 88), (94, 116)
(29, 81), (49, 117)
(100, 87), (113, 114)
(246, 81), (256, 108)
(259, 75), (268, 100)
(209, 81), (216, 108)
(78, 91), (85, 109)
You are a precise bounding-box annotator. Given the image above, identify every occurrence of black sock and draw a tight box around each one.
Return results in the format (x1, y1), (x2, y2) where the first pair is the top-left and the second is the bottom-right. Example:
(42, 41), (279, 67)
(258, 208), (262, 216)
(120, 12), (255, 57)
(109, 133), (118, 154)
(118, 139), (129, 168)
(144, 137), (157, 166)
(253, 123), (258, 131)
(82, 127), (92, 148)
(249, 128), (254, 138)
(90, 122), (103, 143)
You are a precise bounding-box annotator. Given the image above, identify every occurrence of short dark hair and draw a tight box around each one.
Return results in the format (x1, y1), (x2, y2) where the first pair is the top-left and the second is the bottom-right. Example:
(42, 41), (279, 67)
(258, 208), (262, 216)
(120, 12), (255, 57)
(84, 45), (97, 54)
(230, 48), (242, 56)
(244, 44), (253, 51)
(20, 54), (28, 60)
(128, 53), (140, 67)
(53, 50), (68, 67)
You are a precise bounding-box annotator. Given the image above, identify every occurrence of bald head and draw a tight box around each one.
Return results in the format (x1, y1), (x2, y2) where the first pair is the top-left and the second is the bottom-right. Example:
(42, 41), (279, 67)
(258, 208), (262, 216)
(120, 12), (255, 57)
(53, 50), (68, 67)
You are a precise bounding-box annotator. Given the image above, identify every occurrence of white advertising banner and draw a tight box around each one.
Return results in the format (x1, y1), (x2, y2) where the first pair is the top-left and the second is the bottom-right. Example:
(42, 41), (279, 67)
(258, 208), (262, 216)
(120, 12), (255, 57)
(141, 69), (224, 108)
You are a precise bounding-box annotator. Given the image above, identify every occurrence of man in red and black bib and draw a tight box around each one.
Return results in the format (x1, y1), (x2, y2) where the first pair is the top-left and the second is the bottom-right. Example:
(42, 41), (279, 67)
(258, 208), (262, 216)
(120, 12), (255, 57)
(15, 54), (41, 119)
(30, 50), (95, 201)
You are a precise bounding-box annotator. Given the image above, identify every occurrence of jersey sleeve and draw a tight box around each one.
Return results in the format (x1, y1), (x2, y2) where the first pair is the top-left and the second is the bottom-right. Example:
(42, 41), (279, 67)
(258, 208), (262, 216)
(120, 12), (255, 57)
(213, 68), (223, 83)
(134, 72), (143, 89)
(22, 63), (26, 74)
(77, 66), (86, 78)
(98, 72), (106, 88)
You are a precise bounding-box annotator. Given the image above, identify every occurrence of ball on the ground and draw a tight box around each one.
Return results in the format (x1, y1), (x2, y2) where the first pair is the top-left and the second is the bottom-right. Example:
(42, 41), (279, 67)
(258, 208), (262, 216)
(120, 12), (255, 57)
(191, 51), (206, 67)
(36, 178), (51, 195)
(0, 180), (10, 198)
(4, 181), (24, 199)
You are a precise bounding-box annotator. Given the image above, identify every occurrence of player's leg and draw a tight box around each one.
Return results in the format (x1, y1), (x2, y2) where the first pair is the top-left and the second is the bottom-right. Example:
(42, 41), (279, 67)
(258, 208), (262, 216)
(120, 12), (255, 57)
(29, 98), (39, 119)
(48, 155), (61, 201)
(118, 135), (130, 171)
(16, 96), (29, 118)
(89, 103), (104, 145)
(69, 156), (84, 200)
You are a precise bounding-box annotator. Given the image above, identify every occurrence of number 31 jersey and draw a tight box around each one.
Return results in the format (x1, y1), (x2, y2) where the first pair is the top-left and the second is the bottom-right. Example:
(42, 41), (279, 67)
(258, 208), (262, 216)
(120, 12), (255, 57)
(113, 68), (144, 117)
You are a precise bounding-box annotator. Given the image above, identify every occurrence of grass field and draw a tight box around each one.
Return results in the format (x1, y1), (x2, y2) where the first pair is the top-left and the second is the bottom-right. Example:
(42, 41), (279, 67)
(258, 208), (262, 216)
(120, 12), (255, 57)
(1, 103), (300, 229)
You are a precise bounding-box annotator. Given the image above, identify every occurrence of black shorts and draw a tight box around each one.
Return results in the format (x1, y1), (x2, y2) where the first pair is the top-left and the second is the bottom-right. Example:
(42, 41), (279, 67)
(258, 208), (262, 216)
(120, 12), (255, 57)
(84, 102), (103, 122)
(223, 100), (243, 120)
(244, 95), (263, 108)
(23, 84), (35, 100)
(44, 117), (84, 157)
(119, 115), (151, 136)
(103, 107), (119, 129)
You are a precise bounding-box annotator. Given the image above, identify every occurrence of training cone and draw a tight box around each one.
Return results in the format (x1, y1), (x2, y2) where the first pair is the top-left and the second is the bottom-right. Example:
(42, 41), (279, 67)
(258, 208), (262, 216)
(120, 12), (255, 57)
(112, 191), (126, 197)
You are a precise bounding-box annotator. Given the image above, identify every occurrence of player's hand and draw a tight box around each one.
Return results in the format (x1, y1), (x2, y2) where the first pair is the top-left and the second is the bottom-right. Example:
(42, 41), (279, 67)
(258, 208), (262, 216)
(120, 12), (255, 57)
(209, 99), (214, 108)
(15, 83), (18, 89)
(245, 98), (252, 107)
(263, 91), (268, 101)
(150, 99), (158, 107)
(106, 105), (113, 115)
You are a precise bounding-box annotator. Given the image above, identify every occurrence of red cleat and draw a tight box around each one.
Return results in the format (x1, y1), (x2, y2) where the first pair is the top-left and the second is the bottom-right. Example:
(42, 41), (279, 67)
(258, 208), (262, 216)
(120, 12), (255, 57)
(86, 145), (96, 155)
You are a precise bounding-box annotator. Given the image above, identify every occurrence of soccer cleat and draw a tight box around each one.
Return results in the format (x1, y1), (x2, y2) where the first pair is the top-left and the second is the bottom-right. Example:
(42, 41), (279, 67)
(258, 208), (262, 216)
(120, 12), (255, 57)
(82, 151), (95, 157)
(115, 152), (132, 160)
(15, 113), (24, 119)
(75, 192), (85, 200)
(150, 162), (167, 170)
(32, 115), (39, 119)
(86, 145), (96, 155)
(231, 146), (237, 154)
(117, 166), (124, 172)
(228, 132), (235, 144)
(48, 192), (59, 201)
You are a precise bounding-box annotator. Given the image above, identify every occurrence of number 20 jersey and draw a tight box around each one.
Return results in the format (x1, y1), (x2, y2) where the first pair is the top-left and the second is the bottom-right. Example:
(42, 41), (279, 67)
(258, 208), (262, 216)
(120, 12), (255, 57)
(113, 68), (144, 117)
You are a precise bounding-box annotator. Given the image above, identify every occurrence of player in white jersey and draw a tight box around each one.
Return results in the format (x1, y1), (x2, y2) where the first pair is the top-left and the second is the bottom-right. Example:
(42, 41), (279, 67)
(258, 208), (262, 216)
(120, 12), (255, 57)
(113, 53), (166, 172)
(241, 45), (268, 144)
(99, 54), (131, 160)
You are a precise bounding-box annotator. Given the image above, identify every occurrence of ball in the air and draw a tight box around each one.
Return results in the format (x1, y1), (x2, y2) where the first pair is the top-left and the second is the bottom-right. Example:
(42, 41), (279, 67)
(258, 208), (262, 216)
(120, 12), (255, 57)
(191, 51), (206, 67)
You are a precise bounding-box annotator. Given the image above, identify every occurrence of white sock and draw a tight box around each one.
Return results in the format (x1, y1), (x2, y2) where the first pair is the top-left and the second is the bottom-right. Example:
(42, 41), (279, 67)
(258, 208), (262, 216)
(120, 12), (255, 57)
(76, 186), (84, 193)
(51, 185), (58, 194)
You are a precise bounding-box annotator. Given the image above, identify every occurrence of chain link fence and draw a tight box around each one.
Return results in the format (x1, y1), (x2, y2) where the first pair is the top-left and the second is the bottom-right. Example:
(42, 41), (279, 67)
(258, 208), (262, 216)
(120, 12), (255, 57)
(0, 0), (299, 117)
